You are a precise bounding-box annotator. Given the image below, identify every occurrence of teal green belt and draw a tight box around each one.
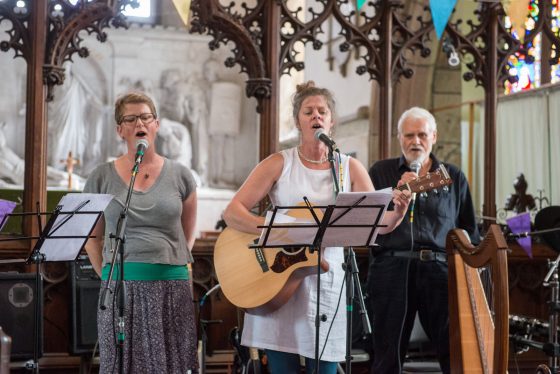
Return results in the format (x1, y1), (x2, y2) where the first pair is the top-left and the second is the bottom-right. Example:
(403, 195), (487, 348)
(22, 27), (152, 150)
(101, 263), (189, 281)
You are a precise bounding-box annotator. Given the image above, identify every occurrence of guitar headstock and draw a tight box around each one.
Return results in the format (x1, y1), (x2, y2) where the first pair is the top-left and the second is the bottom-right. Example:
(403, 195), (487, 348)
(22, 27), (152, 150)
(404, 164), (453, 194)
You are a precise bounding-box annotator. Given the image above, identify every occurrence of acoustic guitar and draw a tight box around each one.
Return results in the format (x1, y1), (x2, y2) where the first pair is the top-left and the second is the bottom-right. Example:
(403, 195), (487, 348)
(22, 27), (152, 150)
(214, 164), (453, 315)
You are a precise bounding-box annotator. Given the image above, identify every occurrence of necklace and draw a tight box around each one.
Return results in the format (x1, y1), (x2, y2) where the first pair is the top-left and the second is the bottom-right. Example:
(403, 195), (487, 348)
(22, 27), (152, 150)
(297, 146), (328, 164)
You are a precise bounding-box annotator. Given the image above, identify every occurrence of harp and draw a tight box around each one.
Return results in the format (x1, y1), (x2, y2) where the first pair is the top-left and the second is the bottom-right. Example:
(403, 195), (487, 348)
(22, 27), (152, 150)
(446, 224), (510, 374)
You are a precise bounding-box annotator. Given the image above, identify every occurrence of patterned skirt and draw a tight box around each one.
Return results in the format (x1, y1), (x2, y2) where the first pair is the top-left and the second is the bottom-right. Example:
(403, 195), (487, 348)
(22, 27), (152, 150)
(97, 280), (198, 374)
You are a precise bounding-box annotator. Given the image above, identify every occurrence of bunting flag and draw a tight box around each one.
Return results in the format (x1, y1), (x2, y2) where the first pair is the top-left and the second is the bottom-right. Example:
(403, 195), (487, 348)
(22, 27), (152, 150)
(429, 0), (457, 40)
(357, 0), (367, 10)
(0, 199), (17, 231)
(172, 0), (191, 27)
(507, 212), (533, 258)
(501, 0), (529, 43)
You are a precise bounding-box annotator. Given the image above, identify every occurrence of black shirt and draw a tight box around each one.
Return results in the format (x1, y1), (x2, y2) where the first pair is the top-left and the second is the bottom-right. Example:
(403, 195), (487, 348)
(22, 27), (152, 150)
(368, 154), (480, 253)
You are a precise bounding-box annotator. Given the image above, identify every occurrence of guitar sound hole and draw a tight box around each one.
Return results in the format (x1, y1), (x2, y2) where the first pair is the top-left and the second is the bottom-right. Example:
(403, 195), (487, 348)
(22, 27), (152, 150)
(270, 247), (308, 273)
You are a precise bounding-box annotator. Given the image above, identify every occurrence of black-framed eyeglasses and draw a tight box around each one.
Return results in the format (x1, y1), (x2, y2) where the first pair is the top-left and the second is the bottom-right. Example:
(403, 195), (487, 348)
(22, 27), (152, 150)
(119, 113), (156, 126)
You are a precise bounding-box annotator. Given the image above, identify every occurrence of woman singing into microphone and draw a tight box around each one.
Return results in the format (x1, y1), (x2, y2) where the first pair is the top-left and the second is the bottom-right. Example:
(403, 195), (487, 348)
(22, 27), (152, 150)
(84, 92), (199, 373)
(223, 81), (411, 373)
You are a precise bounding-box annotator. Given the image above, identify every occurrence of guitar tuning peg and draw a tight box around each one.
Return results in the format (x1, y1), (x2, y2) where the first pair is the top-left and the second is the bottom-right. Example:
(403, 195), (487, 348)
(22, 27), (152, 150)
(432, 189), (438, 195)
(443, 186), (449, 193)
(420, 192), (428, 198)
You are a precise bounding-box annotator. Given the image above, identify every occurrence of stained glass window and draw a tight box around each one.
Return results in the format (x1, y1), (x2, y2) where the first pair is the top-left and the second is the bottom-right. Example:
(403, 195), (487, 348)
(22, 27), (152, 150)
(504, 0), (541, 94)
(552, 0), (560, 84)
(504, 0), (560, 93)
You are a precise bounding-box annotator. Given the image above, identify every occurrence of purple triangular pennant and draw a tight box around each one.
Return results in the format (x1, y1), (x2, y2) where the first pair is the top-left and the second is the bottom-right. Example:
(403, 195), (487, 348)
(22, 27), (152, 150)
(507, 212), (532, 258)
(0, 199), (17, 231)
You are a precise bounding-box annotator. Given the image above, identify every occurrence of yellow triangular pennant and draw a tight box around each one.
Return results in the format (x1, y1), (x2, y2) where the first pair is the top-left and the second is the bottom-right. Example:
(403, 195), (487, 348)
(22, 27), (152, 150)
(502, 0), (529, 43)
(172, 0), (191, 27)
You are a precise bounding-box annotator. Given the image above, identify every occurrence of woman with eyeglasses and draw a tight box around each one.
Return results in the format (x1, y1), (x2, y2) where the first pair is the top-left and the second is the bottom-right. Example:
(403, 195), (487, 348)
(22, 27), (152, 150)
(83, 92), (198, 373)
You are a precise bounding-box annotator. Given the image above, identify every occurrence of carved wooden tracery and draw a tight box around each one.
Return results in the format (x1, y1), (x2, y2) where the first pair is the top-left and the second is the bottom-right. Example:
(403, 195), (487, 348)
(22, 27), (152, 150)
(444, 1), (559, 220)
(443, 3), (520, 221)
(0, 0), (134, 238)
(189, 0), (559, 222)
(190, 1), (270, 102)
(190, 0), (437, 160)
(0, 0), (136, 358)
(1, 0), (131, 100)
(43, 1), (130, 100)
(192, 1), (433, 89)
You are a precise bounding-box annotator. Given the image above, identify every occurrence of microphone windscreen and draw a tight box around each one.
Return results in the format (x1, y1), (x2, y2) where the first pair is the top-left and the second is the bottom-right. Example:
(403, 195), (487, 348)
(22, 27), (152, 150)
(136, 139), (149, 150)
(410, 159), (422, 174)
(314, 128), (325, 140)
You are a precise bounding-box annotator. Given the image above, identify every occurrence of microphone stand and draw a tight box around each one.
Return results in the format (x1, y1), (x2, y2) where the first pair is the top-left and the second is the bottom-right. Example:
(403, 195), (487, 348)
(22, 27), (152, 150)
(310, 146), (340, 374)
(327, 146), (339, 196)
(23, 207), (57, 374)
(343, 247), (371, 374)
(99, 158), (142, 374)
(326, 146), (372, 374)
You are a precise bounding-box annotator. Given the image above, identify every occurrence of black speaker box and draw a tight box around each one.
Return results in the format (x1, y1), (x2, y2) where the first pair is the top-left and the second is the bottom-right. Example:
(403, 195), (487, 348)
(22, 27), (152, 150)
(69, 255), (100, 355)
(0, 272), (43, 360)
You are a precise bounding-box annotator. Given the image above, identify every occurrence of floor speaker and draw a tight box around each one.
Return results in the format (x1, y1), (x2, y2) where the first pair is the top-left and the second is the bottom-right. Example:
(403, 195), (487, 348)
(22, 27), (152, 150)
(0, 272), (43, 360)
(69, 255), (100, 355)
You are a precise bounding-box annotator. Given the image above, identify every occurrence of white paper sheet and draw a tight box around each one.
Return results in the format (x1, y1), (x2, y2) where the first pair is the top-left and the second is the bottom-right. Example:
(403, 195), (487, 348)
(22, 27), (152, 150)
(322, 188), (392, 247)
(257, 210), (318, 247)
(35, 193), (113, 262)
(256, 189), (392, 248)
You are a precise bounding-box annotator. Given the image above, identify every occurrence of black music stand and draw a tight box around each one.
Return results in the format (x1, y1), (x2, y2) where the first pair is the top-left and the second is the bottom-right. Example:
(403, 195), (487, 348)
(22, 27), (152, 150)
(253, 190), (392, 374)
(0, 193), (111, 373)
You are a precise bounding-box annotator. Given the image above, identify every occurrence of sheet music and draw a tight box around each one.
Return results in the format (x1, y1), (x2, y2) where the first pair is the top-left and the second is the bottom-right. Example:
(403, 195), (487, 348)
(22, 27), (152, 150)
(257, 210), (318, 247)
(38, 193), (113, 261)
(256, 188), (392, 248)
(322, 188), (393, 247)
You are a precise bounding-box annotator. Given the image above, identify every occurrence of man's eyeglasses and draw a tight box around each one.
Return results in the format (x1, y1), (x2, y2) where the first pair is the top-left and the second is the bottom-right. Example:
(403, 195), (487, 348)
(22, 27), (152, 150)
(119, 113), (156, 126)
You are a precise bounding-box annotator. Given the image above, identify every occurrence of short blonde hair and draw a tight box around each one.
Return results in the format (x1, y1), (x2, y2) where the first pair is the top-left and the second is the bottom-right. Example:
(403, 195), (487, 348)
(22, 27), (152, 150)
(114, 92), (158, 124)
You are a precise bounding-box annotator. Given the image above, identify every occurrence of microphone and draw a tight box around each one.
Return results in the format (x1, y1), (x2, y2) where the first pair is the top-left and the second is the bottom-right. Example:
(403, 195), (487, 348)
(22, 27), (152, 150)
(408, 159), (422, 222)
(409, 159), (422, 200)
(135, 139), (149, 165)
(409, 159), (422, 175)
(314, 129), (338, 151)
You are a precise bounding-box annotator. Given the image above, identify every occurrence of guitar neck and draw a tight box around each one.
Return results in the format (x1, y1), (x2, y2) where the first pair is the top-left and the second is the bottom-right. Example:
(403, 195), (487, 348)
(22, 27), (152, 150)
(395, 164), (452, 194)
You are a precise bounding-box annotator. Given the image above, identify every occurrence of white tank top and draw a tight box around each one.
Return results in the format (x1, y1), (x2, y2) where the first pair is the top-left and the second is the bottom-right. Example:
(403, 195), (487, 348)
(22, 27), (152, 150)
(241, 146), (352, 362)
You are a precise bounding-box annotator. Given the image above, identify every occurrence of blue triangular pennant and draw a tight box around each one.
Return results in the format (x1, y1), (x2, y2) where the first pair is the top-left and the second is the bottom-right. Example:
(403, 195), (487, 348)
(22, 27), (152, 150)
(430, 0), (457, 40)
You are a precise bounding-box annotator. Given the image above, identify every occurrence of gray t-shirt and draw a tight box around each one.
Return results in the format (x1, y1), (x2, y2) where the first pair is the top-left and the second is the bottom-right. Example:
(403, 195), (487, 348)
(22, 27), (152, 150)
(83, 158), (196, 266)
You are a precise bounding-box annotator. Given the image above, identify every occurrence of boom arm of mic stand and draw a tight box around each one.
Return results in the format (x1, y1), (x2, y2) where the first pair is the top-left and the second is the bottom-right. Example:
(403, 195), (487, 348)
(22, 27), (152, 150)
(328, 147), (339, 195)
(100, 158), (141, 309)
